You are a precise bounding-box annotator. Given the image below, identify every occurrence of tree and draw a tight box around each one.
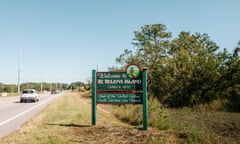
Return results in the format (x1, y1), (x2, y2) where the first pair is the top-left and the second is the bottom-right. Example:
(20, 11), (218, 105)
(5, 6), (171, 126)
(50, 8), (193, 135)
(116, 23), (232, 108)
(165, 32), (224, 106)
(220, 42), (240, 112)
(116, 24), (172, 97)
(69, 81), (86, 91)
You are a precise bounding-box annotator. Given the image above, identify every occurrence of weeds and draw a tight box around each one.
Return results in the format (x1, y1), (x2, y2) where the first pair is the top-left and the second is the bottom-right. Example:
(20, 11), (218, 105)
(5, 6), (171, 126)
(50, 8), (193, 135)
(114, 96), (240, 143)
(114, 95), (169, 130)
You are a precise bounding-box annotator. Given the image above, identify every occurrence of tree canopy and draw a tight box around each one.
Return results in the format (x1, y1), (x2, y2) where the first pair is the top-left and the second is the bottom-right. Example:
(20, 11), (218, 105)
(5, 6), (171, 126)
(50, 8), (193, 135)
(116, 24), (240, 111)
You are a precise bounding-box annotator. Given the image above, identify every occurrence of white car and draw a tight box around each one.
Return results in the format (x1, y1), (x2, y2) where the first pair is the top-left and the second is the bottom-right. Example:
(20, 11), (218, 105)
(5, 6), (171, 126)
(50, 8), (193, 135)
(20, 89), (39, 103)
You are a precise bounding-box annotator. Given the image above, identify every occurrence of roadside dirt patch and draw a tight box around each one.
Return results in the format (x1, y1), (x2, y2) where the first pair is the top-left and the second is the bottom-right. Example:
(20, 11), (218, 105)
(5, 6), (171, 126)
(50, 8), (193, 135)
(70, 92), (183, 144)
(70, 125), (181, 144)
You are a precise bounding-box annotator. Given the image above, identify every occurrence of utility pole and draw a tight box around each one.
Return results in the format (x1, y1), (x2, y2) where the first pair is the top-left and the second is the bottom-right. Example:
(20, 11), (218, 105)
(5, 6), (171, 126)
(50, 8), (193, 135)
(17, 45), (22, 95)
(40, 72), (43, 93)
(40, 81), (43, 93)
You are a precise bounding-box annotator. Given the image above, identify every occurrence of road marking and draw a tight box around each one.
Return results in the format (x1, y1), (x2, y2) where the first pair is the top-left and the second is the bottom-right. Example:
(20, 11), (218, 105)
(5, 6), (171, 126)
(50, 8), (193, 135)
(0, 94), (60, 126)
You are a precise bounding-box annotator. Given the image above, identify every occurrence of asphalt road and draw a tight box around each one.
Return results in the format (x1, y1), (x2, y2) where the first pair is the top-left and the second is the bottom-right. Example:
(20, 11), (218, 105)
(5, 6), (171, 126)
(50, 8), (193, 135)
(0, 92), (63, 139)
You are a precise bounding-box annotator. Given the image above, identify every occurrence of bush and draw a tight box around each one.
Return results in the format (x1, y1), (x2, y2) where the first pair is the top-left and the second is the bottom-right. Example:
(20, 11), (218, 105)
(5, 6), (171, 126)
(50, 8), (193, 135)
(148, 96), (169, 130)
(227, 85), (240, 112)
(114, 104), (142, 125)
(114, 95), (169, 130)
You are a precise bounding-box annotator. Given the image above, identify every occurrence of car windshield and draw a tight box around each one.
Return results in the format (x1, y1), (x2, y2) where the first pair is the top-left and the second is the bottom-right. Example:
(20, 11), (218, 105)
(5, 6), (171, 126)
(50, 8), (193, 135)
(22, 90), (34, 94)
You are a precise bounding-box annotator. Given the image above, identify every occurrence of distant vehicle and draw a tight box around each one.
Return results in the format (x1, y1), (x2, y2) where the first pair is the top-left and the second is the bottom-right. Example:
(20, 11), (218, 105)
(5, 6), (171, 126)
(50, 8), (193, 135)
(20, 89), (39, 103)
(51, 89), (57, 94)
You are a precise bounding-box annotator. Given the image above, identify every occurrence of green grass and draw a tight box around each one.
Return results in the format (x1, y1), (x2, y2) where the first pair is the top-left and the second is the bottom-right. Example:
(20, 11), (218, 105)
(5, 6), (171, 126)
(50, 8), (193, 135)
(114, 96), (169, 129)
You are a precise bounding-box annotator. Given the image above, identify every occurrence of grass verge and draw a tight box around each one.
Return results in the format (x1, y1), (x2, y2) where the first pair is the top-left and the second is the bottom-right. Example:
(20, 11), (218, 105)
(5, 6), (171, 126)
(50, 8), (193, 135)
(0, 92), (91, 144)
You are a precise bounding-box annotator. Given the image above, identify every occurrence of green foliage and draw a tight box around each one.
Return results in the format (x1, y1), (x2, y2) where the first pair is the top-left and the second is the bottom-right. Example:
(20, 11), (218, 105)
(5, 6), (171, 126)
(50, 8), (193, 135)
(220, 49), (240, 112)
(114, 96), (169, 130)
(68, 81), (86, 91)
(21, 82), (68, 92)
(0, 84), (17, 93)
(114, 105), (142, 125)
(0, 82), (69, 93)
(116, 23), (240, 110)
(164, 32), (222, 107)
(148, 96), (169, 130)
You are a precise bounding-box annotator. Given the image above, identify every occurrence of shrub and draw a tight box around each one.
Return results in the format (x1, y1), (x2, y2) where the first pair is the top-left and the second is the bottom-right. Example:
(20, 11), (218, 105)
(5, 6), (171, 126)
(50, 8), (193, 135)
(148, 96), (169, 130)
(114, 95), (169, 130)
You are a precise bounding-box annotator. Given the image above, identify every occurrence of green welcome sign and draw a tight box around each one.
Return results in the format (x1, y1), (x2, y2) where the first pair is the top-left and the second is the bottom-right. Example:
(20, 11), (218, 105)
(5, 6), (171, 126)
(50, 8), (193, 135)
(96, 71), (143, 104)
(92, 64), (148, 130)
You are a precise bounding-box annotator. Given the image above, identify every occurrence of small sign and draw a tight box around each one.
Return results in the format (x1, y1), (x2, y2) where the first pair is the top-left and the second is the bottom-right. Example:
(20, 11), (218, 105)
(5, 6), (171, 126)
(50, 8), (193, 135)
(126, 64), (141, 78)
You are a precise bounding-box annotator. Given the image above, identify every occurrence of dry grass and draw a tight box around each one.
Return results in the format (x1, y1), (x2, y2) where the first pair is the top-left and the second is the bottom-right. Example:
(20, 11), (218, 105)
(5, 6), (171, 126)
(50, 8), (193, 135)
(168, 108), (240, 143)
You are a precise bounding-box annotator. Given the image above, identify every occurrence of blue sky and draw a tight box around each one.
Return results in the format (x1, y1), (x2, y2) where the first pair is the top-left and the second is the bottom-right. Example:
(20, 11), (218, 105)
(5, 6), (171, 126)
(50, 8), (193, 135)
(0, 0), (239, 84)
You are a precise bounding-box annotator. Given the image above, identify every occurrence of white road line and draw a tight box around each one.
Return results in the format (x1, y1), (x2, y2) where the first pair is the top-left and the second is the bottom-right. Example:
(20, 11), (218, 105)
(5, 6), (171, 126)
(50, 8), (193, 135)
(0, 94), (59, 126)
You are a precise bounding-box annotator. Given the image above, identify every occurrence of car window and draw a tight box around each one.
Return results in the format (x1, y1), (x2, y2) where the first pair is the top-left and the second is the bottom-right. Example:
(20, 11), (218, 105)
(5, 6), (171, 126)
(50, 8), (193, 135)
(23, 90), (35, 94)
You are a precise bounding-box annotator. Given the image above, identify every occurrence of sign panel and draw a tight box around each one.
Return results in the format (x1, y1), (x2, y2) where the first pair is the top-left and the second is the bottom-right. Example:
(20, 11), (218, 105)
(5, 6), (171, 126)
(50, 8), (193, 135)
(96, 64), (143, 104)
(97, 93), (143, 104)
(96, 72), (142, 91)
